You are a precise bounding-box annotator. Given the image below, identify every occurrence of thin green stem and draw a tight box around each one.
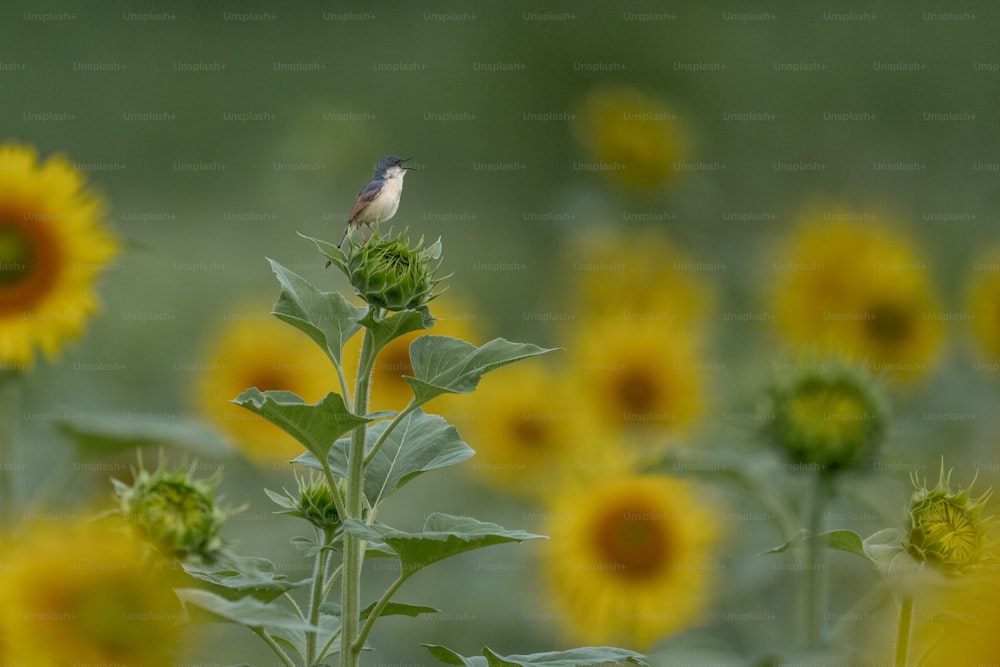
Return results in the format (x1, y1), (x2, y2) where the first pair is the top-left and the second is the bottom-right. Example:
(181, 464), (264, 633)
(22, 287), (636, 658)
(354, 572), (408, 653)
(321, 457), (348, 523)
(895, 594), (914, 667)
(250, 626), (297, 667)
(281, 590), (306, 622)
(0, 371), (22, 540)
(306, 527), (332, 664)
(362, 399), (420, 467)
(319, 626), (343, 663)
(340, 318), (380, 667)
(335, 361), (353, 412)
(323, 561), (344, 598)
(804, 471), (832, 648)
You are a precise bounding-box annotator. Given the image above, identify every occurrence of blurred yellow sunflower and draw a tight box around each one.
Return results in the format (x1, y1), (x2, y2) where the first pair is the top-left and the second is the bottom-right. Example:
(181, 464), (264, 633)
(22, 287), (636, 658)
(197, 306), (338, 462)
(0, 143), (119, 369)
(458, 363), (630, 499)
(543, 474), (719, 649)
(909, 576), (1000, 667)
(0, 518), (181, 667)
(561, 229), (713, 329)
(568, 318), (706, 441)
(573, 85), (688, 191)
(769, 213), (943, 383)
(342, 293), (481, 414)
(965, 248), (1000, 364)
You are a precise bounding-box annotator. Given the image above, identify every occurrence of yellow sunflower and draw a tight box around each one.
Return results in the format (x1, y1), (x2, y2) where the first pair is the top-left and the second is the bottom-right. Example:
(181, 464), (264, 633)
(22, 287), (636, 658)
(543, 474), (719, 649)
(0, 518), (182, 667)
(458, 363), (630, 499)
(895, 572), (1000, 667)
(568, 318), (706, 441)
(573, 85), (688, 191)
(561, 229), (713, 329)
(965, 247), (1000, 364)
(196, 306), (338, 462)
(0, 143), (119, 369)
(769, 213), (943, 383)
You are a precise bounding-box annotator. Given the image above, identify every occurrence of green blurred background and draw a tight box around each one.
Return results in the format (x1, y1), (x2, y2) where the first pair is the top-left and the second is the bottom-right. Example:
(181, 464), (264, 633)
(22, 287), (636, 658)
(5, 1), (1000, 664)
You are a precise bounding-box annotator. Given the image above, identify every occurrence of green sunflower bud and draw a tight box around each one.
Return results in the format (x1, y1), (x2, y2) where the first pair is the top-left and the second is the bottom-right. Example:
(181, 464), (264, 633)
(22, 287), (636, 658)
(112, 460), (231, 563)
(906, 463), (994, 574)
(764, 360), (887, 470)
(345, 230), (445, 311)
(267, 473), (342, 533)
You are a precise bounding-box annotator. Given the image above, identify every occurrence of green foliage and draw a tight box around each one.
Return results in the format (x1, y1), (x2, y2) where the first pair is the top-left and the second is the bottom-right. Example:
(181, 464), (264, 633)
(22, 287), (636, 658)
(423, 645), (648, 666)
(232, 388), (370, 463)
(342, 513), (544, 577)
(406, 335), (558, 405)
(178, 232), (620, 667)
(269, 258), (366, 366)
(294, 409), (473, 509)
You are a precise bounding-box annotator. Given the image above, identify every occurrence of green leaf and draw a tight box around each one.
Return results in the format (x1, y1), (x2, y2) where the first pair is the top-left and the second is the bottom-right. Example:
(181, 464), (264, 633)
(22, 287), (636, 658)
(342, 512), (545, 577)
(423, 645), (648, 667)
(359, 601), (440, 622)
(57, 411), (233, 459)
(405, 336), (558, 405)
(299, 232), (348, 273)
(763, 529), (869, 560)
(182, 555), (310, 602)
(293, 409), (473, 508)
(268, 258), (366, 366)
(176, 588), (319, 632)
(232, 389), (370, 462)
(762, 529), (807, 555)
(820, 529), (866, 557)
(360, 306), (434, 352)
(862, 528), (907, 574)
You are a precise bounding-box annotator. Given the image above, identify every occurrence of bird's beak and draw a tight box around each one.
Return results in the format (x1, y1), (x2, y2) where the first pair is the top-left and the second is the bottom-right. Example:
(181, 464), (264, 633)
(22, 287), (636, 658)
(402, 157), (415, 170)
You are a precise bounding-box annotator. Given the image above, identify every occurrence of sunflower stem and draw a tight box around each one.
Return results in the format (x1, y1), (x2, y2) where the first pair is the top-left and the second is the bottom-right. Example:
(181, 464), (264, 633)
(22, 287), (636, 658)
(0, 371), (22, 541)
(305, 526), (332, 664)
(894, 594), (913, 667)
(355, 571), (408, 653)
(340, 319), (379, 667)
(803, 470), (832, 648)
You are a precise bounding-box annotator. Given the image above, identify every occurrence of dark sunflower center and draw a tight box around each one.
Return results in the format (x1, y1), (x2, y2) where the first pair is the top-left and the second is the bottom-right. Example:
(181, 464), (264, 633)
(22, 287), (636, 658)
(0, 213), (62, 313)
(614, 367), (660, 414)
(510, 416), (548, 448)
(591, 500), (672, 577)
(865, 301), (914, 344)
(0, 222), (35, 286)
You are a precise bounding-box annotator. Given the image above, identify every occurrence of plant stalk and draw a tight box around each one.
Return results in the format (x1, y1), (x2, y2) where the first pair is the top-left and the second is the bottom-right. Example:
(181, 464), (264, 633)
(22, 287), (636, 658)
(895, 594), (913, 667)
(340, 323), (378, 667)
(306, 528), (331, 663)
(804, 470), (832, 648)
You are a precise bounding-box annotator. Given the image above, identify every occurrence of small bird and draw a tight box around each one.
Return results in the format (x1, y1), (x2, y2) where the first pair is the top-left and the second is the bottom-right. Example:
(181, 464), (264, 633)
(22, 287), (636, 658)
(336, 156), (414, 248)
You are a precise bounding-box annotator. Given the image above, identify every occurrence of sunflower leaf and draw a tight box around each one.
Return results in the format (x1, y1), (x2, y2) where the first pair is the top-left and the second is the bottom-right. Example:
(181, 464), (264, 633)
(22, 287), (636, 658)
(182, 555), (309, 603)
(404, 336), (558, 405)
(360, 306), (435, 352)
(232, 389), (370, 462)
(292, 410), (473, 508)
(299, 232), (347, 273)
(359, 601), (440, 621)
(57, 411), (232, 459)
(342, 513), (545, 577)
(423, 645), (648, 667)
(762, 528), (872, 562)
(176, 588), (320, 632)
(268, 257), (366, 366)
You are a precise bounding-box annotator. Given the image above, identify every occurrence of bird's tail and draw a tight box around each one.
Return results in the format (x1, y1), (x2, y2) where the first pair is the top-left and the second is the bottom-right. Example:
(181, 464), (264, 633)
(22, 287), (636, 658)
(335, 225), (349, 248)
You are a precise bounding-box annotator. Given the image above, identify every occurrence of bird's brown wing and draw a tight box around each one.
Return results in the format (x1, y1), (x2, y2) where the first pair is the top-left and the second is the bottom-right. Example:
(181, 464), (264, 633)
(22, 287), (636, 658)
(348, 180), (382, 225)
